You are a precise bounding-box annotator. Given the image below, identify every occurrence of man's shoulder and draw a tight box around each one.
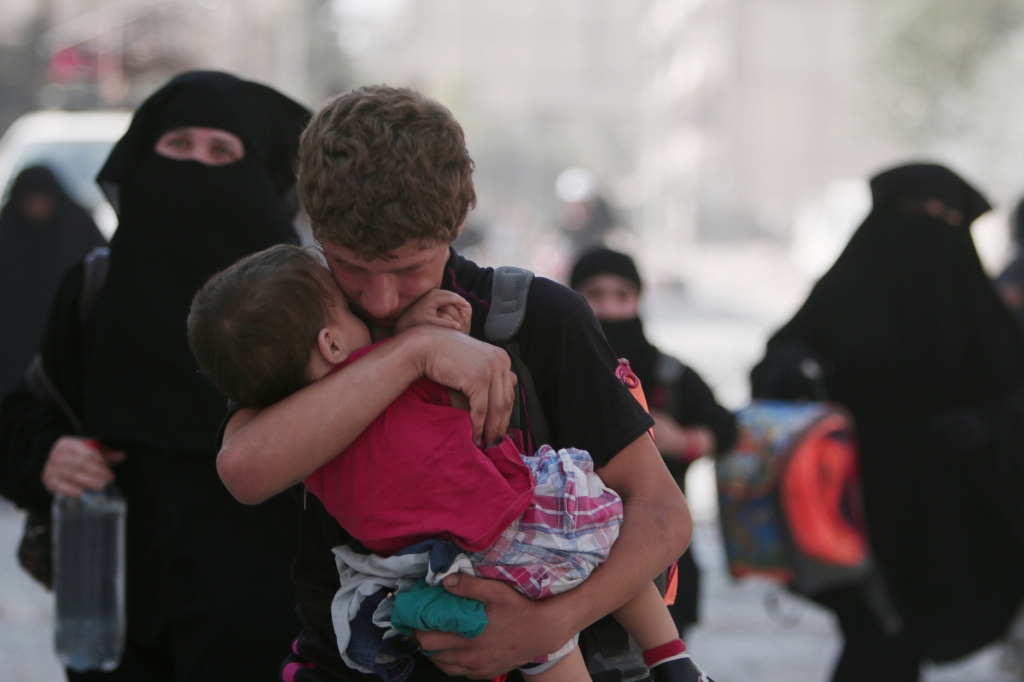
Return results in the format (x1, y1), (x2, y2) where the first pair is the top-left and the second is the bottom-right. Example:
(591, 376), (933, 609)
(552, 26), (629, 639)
(449, 253), (591, 337)
(522, 276), (593, 329)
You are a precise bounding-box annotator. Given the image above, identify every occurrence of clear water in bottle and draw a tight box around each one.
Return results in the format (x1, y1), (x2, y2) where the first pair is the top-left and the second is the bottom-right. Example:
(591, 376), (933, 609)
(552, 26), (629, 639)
(53, 485), (126, 672)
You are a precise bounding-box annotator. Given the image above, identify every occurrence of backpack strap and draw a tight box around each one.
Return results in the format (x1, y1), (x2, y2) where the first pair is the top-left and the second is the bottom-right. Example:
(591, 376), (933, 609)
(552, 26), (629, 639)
(653, 352), (686, 386)
(484, 267), (552, 450)
(483, 266), (642, 673)
(24, 355), (83, 435)
(24, 246), (111, 436)
(484, 266), (533, 343)
(78, 246), (110, 328)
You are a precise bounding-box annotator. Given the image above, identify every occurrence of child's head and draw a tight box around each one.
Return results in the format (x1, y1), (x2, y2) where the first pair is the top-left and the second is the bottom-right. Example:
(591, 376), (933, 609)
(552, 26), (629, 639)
(187, 244), (370, 407)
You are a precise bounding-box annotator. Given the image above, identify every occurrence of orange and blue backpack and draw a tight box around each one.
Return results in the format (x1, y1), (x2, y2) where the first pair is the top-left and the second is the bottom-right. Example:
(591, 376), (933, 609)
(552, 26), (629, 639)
(716, 400), (873, 596)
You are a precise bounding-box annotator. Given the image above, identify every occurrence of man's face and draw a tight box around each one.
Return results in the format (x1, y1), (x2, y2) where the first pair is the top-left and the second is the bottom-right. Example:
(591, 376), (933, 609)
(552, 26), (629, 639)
(320, 239), (451, 328)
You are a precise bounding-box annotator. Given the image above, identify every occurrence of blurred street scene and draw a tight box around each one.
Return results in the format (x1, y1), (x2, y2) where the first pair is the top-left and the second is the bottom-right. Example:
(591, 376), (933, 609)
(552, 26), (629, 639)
(1, 241), (1017, 681)
(4, 1), (1024, 681)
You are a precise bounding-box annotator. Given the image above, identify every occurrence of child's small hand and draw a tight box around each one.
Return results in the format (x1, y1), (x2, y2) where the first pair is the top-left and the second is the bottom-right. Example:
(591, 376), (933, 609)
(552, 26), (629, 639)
(395, 289), (472, 335)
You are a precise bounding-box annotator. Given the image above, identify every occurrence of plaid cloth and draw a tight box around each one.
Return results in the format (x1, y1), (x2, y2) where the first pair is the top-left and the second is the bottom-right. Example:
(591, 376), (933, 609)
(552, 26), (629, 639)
(469, 446), (623, 600)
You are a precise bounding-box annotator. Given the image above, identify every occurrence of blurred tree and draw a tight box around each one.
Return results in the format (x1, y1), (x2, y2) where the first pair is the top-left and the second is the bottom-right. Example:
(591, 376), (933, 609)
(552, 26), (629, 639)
(865, 0), (1024, 140)
(0, 15), (49, 137)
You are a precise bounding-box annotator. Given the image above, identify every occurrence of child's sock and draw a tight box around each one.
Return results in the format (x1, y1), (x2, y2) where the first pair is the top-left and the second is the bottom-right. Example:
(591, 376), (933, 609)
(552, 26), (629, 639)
(643, 640), (713, 682)
(643, 639), (687, 668)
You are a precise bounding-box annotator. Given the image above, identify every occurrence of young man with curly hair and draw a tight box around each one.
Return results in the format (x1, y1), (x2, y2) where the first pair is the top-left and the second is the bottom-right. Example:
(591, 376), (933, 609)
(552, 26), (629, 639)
(217, 86), (694, 682)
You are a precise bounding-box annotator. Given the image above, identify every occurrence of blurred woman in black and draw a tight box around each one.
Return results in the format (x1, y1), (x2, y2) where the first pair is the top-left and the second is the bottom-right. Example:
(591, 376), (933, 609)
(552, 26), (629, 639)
(0, 166), (105, 394)
(752, 163), (1024, 682)
(571, 248), (737, 635)
(0, 72), (311, 681)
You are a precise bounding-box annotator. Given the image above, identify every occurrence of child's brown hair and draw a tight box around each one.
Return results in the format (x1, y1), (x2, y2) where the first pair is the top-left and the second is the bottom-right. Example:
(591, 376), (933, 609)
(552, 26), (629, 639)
(187, 245), (337, 407)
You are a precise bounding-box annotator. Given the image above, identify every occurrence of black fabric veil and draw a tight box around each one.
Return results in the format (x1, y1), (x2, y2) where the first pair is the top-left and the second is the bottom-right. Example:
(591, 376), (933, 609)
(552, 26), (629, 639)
(84, 71), (311, 454)
(752, 163), (1024, 659)
(0, 166), (105, 394)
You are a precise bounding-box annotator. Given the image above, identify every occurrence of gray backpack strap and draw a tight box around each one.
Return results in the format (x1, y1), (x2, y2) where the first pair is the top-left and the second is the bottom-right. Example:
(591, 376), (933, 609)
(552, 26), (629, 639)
(24, 246), (110, 435)
(484, 266), (534, 343)
(25, 355), (83, 435)
(482, 266), (552, 449)
(654, 352), (686, 385)
(78, 246), (110, 328)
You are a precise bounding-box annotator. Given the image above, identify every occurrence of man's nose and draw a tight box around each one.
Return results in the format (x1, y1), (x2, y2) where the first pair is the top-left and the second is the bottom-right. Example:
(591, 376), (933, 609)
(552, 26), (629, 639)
(360, 277), (401, 319)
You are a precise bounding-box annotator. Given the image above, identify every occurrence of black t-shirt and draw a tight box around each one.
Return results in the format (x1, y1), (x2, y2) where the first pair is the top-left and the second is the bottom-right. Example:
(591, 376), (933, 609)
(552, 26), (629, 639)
(221, 251), (654, 681)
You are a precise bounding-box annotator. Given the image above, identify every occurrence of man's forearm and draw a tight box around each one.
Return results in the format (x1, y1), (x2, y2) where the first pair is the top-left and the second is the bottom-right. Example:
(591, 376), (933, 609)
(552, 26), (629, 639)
(539, 435), (692, 637)
(218, 332), (427, 504)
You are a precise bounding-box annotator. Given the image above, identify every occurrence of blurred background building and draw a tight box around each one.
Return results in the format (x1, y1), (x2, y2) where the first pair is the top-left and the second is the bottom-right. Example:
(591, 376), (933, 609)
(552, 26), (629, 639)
(4, 2), (1024, 680)
(4, 0), (1024, 277)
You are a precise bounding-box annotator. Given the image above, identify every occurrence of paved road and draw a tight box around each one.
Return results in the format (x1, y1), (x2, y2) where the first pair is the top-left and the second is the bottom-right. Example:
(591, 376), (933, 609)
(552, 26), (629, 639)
(0, 501), (63, 682)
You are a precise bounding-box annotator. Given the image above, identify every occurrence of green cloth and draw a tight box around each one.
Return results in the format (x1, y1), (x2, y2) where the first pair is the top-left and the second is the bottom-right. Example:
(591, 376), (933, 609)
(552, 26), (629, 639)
(391, 578), (488, 639)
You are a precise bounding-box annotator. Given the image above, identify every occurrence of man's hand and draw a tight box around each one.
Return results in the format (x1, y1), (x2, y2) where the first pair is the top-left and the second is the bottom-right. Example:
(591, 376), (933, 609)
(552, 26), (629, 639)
(414, 327), (515, 446)
(415, 574), (572, 679)
(42, 437), (125, 497)
(395, 289), (472, 335)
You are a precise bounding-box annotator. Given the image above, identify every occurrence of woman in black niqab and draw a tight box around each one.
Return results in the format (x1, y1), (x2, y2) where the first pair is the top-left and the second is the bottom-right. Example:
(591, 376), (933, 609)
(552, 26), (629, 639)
(0, 166), (105, 394)
(28, 71), (312, 681)
(752, 163), (1024, 681)
(86, 71), (310, 452)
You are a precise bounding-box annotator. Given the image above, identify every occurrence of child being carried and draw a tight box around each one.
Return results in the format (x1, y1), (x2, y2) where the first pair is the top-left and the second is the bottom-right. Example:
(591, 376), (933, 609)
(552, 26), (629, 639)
(188, 244), (711, 682)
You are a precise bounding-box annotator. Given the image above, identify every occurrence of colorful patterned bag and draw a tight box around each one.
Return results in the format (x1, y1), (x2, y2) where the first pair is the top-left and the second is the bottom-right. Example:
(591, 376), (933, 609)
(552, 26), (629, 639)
(716, 401), (872, 595)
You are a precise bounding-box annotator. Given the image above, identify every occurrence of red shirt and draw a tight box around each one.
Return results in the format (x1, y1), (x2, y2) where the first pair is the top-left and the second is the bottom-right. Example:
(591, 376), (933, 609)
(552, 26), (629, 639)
(303, 341), (535, 556)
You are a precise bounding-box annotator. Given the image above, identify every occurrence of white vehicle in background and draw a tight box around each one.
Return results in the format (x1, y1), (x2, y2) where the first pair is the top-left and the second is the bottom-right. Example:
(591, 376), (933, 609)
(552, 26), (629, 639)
(0, 109), (132, 239)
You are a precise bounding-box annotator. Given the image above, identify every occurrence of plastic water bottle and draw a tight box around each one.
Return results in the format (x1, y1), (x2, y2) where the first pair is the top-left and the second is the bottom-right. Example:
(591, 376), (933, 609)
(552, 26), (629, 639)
(52, 485), (126, 672)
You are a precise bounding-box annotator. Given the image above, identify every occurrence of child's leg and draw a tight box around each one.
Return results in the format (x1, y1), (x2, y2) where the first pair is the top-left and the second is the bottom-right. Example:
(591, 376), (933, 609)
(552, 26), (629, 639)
(522, 646), (590, 682)
(613, 582), (679, 649)
(614, 582), (713, 681)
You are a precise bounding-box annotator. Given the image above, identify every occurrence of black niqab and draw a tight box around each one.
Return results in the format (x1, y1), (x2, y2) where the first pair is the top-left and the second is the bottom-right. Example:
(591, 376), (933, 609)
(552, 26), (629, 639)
(0, 166), (105, 394)
(752, 163), (1024, 659)
(84, 71), (311, 453)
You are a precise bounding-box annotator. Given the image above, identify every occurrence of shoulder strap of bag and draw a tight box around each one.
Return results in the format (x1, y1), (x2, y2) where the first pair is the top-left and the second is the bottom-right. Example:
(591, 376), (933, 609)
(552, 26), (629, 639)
(484, 266), (533, 344)
(24, 246), (110, 436)
(484, 267), (639, 670)
(484, 267), (552, 449)
(78, 246), (110, 327)
(654, 351), (686, 386)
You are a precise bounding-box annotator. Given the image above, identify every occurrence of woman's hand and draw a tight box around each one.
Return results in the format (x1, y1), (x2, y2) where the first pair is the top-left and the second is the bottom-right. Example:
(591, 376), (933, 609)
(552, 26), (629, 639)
(42, 437), (125, 497)
(651, 411), (715, 462)
(395, 290), (472, 335)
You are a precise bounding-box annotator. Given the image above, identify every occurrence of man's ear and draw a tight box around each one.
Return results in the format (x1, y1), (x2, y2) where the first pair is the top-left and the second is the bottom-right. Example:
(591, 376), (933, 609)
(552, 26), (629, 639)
(316, 327), (350, 365)
(453, 221), (465, 240)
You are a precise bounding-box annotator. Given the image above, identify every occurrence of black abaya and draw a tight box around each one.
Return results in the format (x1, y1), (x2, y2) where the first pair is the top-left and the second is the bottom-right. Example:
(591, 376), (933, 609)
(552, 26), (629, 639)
(0, 166), (105, 395)
(0, 71), (311, 682)
(752, 164), (1024, 674)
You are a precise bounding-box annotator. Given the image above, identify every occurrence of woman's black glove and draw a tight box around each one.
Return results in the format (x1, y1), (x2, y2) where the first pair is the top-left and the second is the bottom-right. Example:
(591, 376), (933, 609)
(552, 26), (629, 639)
(921, 409), (989, 459)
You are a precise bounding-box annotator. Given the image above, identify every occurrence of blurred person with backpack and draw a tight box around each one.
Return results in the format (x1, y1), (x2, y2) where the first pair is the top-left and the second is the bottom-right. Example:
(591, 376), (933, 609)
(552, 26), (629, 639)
(0, 71), (310, 681)
(0, 165), (105, 395)
(570, 248), (737, 636)
(751, 163), (1024, 682)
